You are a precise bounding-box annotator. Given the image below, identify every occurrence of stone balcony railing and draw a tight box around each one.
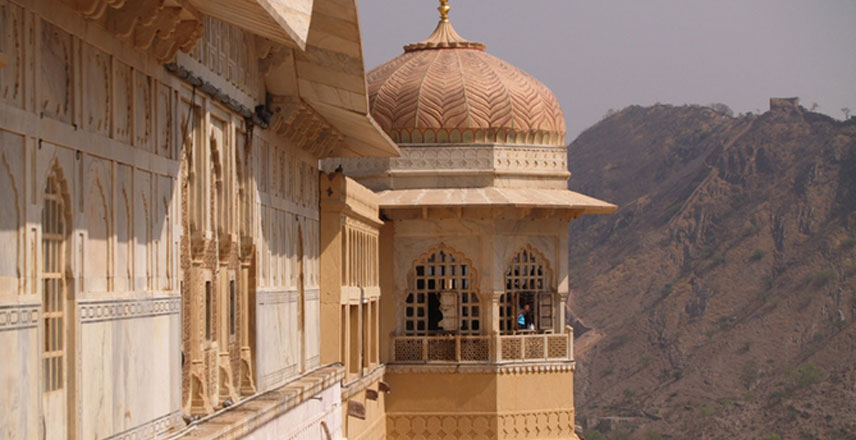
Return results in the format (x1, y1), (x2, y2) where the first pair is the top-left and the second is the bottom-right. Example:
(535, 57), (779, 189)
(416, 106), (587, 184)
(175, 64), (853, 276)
(391, 329), (573, 364)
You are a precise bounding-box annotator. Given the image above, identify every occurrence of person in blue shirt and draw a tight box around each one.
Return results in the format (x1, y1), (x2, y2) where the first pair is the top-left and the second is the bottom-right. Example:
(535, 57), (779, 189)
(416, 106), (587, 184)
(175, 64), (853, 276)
(517, 303), (530, 330)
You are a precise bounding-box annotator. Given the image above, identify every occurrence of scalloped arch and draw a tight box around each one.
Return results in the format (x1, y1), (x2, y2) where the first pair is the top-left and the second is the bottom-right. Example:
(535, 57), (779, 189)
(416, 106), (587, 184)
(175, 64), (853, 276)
(505, 244), (555, 291)
(46, 159), (73, 229)
(406, 242), (480, 289)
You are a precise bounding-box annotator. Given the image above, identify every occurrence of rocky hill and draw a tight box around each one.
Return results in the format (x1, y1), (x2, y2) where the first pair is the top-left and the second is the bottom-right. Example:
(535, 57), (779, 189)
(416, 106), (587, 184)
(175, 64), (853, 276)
(567, 100), (856, 440)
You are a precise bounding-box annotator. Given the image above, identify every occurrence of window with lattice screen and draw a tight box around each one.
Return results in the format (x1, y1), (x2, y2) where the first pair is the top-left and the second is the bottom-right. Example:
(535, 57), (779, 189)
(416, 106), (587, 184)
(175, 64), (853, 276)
(42, 174), (67, 392)
(404, 246), (480, 336)
(501, 246), (554, 334)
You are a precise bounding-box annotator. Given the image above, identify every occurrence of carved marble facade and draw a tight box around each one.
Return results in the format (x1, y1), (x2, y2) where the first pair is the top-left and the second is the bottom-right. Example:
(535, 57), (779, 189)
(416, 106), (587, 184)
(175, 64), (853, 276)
(1, 1), (615, 439)
(0, 0), (395, 439)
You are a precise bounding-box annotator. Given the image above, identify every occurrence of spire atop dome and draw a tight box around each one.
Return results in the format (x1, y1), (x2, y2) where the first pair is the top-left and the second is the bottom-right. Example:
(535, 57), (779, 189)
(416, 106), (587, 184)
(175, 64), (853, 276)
(438, 0), (450, 22)
(403, 0), (486, 52)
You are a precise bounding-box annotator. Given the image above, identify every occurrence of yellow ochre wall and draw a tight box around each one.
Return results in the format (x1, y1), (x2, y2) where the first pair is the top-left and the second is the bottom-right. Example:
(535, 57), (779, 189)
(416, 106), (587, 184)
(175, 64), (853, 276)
(343, 376), (388, 440)
(320, 172), (387, 440)
(384, 369), (577, 439)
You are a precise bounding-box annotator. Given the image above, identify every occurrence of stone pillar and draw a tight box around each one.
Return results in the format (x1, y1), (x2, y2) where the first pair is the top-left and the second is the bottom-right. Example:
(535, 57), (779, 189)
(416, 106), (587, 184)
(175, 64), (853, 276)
(378, 222), (396, 363)
(489, 294), (500, 362)
(218, 269), (238, 404)
(558, 223), (570, 333)
(480, 220), (498, 336)
(239, 260), (255, 395)
(189, 266), (214, 415)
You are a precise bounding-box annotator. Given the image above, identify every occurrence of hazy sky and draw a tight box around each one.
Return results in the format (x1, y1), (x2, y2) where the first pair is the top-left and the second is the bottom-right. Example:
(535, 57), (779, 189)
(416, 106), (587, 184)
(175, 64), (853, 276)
(357, 0), (856, 141)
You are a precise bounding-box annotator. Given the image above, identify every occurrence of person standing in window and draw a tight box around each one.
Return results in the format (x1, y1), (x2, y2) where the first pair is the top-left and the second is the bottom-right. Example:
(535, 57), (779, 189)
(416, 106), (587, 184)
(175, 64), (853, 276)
(517, 303), (531, 330)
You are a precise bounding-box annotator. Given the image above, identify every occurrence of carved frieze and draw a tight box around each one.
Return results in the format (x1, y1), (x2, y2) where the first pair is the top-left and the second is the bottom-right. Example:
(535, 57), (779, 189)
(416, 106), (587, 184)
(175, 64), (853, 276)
(0, 304), (39, 332)
(78, 297), (180, 324)
(387, 414), (496, 439)
(387, 409), (576, 439)
(385, 362), (575, 375)
(323, 144), (568, 179)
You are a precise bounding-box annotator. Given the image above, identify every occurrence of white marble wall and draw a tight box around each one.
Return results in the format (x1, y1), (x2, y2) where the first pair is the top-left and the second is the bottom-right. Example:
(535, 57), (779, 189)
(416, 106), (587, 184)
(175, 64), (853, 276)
(242, 383), (342, 440)
(0, 1), (184, 437)
(0, 314), (39, 439)
(254, 132), (323, 393)
(255, 288), (300, 391)
(78, 299), (181, 439)
(0, 0), (333, 437)
(255, 287), (321, 392)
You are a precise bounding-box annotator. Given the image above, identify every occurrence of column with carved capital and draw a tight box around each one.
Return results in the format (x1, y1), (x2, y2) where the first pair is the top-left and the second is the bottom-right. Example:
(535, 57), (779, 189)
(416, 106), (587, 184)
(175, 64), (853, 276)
(239, 258), (256, 395)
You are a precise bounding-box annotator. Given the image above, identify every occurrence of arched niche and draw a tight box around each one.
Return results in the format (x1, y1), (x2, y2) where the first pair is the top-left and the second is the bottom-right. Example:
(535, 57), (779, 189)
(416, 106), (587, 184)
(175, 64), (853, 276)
(500, 245), (556, 334)
(403, 244), (481, 336)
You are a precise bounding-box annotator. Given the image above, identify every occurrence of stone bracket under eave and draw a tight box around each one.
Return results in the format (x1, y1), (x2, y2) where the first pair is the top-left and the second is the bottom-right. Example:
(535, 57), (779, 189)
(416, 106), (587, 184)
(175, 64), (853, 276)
(269, 95), (345, 159)
(60, 0), (204, 63)
(307, 100), (400, 158)
(269, 95), (400, 160)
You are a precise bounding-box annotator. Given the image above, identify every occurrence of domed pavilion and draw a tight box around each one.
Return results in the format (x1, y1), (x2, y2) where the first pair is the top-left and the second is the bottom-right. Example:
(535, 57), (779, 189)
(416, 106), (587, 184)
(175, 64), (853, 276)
(324, 2), (616, 438)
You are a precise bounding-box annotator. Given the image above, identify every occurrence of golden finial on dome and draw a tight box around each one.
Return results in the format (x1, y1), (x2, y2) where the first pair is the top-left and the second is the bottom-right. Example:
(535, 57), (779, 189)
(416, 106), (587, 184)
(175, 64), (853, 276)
(438, 0), (451, 22)
(404, 0), (485, 52)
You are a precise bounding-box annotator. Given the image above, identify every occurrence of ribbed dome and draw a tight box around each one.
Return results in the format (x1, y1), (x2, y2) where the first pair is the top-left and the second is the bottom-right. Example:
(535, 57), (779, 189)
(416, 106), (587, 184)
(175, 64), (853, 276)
(367, 16), (566, 146)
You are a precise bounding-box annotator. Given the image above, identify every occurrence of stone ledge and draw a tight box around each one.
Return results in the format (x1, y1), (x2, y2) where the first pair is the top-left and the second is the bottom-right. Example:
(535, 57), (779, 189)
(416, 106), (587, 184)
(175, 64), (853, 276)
(168, 364), (344, 440)
(386, 361), (575, 375)
(341, 364), (386, 400)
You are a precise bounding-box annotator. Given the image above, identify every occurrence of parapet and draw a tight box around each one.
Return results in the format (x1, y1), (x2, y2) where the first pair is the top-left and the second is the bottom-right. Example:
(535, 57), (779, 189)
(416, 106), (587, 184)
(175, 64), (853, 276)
(770, 97), (800, 111)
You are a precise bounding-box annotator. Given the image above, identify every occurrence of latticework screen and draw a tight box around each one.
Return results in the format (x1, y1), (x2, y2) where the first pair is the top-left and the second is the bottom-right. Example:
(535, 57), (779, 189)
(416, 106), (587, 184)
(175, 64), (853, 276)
(405, 247), (480, 336)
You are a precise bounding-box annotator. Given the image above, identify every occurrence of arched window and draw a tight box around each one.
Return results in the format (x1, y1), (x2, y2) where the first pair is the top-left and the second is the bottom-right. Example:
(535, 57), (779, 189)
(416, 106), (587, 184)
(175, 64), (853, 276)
(41, 168), (73, 438)
(404, 245), (479, 336)
(501, 246), (554, 334)
(43, 172), (68, 392)
(210, 132), (224, 236)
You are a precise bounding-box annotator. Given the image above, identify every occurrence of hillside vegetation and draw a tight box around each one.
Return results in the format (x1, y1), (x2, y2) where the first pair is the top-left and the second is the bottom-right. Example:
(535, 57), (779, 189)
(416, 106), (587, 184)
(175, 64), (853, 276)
(568, 101), (856, 440)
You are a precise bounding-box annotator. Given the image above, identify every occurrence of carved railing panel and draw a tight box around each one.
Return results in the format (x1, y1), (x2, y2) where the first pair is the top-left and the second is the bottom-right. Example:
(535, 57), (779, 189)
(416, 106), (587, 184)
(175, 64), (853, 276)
(392, 333), (571, 364)
(547, 335), (569, 359)
(393, 338), (423, 362)
(427, 338), (456, 362)
(500, 336), (522, 361)
(524, 336), (545, 360)
(461, 337), (490, 361)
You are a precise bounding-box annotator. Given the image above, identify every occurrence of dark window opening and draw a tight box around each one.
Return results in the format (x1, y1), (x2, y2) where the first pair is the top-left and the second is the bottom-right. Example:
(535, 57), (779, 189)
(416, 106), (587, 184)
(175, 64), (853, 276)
(229, 280), (236, 336)
(205, 281), (213, 341)
(427, 292), (442, 332)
